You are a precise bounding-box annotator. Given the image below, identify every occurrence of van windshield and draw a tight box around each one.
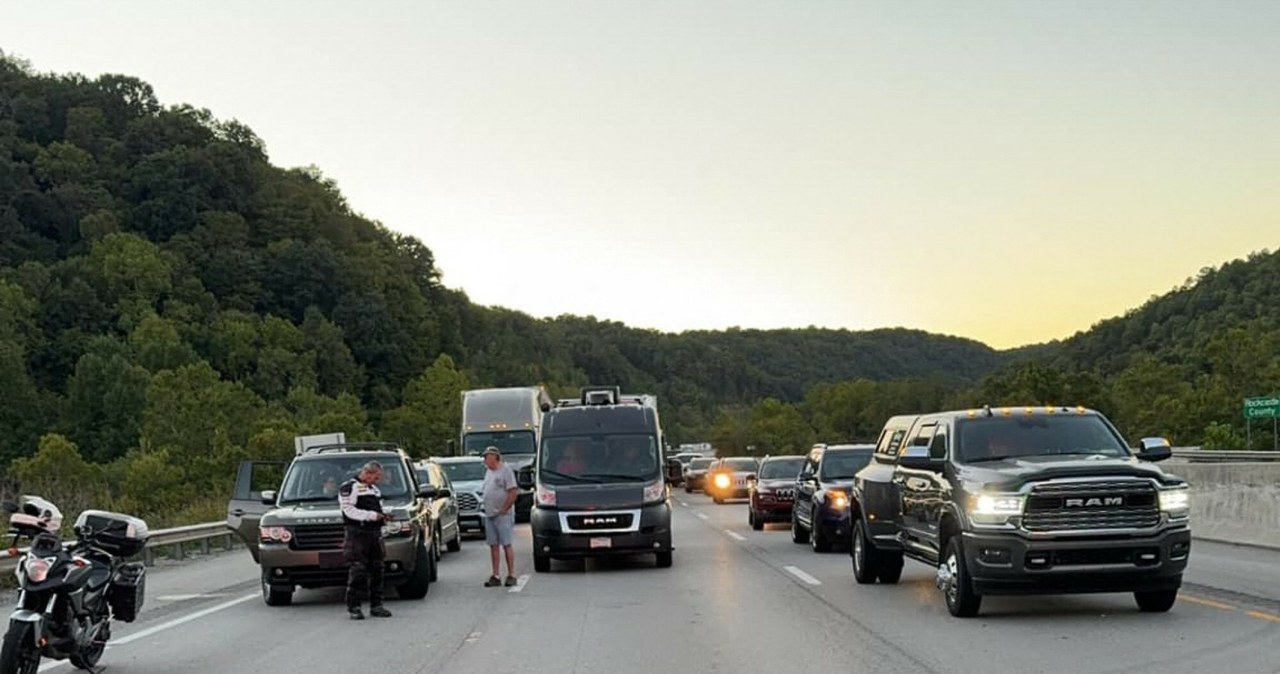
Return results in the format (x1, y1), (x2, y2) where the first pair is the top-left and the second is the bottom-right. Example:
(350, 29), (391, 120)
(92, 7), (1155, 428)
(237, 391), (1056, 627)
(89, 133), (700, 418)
(279, 457), (410, 504)
(541, 435), (659, 485)
(463, 431), (535, 456)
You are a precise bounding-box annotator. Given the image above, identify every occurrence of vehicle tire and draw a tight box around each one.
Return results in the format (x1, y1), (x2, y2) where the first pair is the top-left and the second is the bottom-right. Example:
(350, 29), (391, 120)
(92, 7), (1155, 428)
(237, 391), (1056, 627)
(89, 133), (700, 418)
(533, 552), (551, 573)
(261, 570), (294, 607)
(750, 510), (764, 531)
(811, 517), (832, 553)
(790, 510), (809, 544)
(397, 542), (432, 600)
(876, 553), (904, 584)
(446, 526), (462, 553)
(940, 537), (981, 617)
(655, 551), (673, 568)
(0, 621), (41, 674)
(684, 485), (692, 493)
(428, 536), (440, 582)
(69, 625), (106, 670)
(851, 518), (878, 584)
(433, 527), (443, 562)
(1134, 589), (1178, 613)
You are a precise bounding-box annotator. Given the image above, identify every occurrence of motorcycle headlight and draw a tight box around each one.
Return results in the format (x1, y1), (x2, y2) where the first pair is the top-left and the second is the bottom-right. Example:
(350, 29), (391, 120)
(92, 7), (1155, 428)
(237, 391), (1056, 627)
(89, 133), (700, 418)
(24, 557), (50, 583)
(1159, 487), (1190, 517)
(968, 493), (1024, 525)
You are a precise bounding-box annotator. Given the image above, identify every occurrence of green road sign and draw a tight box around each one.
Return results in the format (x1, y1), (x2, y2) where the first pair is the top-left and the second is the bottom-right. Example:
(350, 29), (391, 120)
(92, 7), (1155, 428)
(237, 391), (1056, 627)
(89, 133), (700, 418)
(1243, 396), (1280, 419)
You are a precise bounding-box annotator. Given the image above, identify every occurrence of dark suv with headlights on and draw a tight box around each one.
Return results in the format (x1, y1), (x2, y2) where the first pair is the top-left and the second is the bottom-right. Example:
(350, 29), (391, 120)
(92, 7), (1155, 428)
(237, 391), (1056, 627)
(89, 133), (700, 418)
(748, 455), (806, 530)
(849, 406), (1191, 617)
(791, 444), (875, 552)
(227, 443), (437, 606)
(706, 457), (759, 504)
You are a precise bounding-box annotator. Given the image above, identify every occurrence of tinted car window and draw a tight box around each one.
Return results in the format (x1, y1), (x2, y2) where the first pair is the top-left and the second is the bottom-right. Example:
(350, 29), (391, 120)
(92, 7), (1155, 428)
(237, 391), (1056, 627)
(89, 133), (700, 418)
(438, 461), (486, 482)
(759, 458), (805, 479)
(688, 458), (714, 470)
(819, 450), (873, 479)
(721, 458), (759, 472)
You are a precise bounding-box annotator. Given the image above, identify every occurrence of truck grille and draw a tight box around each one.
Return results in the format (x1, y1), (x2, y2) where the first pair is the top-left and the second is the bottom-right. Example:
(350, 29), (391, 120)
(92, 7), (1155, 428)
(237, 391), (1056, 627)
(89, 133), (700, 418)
(292, 524), (345, 551)
(1023, 480), (1160, 532)
(456, 492), (480, 513)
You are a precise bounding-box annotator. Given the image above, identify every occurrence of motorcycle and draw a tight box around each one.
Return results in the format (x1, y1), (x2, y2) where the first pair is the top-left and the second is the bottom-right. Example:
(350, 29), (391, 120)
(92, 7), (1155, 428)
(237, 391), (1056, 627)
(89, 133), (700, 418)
(0, 496), (149, 674)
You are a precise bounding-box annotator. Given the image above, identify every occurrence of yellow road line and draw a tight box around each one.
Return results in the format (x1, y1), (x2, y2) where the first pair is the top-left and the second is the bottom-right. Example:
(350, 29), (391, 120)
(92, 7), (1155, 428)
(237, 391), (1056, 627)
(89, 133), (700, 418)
(1246, 610), (1280, 624)
(1181, 594), (1235, 611)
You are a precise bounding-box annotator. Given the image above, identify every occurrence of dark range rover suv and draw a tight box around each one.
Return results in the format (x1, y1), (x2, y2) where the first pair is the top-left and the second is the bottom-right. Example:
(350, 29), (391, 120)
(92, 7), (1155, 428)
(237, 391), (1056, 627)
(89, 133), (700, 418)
(850, 406), (1191, 617)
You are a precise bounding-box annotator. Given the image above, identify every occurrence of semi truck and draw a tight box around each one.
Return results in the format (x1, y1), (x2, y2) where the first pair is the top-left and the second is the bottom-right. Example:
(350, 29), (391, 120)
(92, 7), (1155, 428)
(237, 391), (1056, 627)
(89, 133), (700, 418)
(459, 387), (553, 522)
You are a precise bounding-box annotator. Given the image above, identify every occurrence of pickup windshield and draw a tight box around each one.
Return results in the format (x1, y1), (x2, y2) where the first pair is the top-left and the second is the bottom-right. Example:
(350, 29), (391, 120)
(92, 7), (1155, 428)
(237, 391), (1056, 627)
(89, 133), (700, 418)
(956, 415), (1129, 463)
(278, 457), (410, 504)
(540, 434), (658, 486)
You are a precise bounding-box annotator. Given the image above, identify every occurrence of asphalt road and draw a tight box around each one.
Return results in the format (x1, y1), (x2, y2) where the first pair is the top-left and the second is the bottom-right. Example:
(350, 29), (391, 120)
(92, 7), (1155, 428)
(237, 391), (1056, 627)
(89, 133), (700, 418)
(23, 495), (1280, 674)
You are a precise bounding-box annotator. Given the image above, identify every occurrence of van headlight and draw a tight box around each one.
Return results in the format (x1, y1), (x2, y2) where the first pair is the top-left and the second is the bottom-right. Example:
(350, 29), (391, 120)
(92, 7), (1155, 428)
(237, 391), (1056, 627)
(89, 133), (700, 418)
(968, 493), (1024, 525)
(1159, 487), (1189, 517)
(644, 481), (667, 503)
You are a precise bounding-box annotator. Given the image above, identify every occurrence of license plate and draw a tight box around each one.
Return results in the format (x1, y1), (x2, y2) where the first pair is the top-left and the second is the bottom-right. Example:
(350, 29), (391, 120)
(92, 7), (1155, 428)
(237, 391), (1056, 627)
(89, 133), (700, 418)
(590, 537), (612, 549)
(319, 552), (346, 568)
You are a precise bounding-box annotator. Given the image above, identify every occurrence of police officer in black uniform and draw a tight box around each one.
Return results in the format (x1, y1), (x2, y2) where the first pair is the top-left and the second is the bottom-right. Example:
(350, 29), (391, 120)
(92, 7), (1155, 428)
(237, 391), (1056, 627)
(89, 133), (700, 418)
(338, 460), (393, 619)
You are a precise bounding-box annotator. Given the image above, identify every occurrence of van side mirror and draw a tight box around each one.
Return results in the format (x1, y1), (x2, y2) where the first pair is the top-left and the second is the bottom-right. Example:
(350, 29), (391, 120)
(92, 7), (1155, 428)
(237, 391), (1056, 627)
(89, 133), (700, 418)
(517, 466), (535, 490)
(1136, 437), (1172, 462)
(898, 446), (944, 471)
(260, 490), (277, 506)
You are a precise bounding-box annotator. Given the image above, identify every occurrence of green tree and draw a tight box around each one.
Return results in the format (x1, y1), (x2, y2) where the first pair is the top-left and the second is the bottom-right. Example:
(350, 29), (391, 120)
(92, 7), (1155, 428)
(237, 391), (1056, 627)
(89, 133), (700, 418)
(129, 313), (199, 372)
(64, 338), (152, 463)
(6, 434), (110, 527)
(746, 398), (814, 456)
(380, 354), (468, 455)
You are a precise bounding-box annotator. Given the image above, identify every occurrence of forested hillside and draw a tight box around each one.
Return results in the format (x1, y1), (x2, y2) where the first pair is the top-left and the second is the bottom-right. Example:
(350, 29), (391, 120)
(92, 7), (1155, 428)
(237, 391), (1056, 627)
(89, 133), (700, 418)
(0, 55), (1008, 523)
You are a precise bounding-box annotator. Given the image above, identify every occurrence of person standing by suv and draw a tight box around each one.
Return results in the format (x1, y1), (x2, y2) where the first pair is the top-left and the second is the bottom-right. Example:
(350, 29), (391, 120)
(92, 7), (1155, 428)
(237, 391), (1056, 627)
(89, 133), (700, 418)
(481, 447), (519, 587)
(339, 460), (393, 620)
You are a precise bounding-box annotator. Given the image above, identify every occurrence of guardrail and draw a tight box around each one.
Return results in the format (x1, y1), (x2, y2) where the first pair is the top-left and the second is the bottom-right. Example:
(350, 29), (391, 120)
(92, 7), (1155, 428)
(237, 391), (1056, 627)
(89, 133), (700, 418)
(0, 521), (234, 573)
(1170, 448), (1280, 463)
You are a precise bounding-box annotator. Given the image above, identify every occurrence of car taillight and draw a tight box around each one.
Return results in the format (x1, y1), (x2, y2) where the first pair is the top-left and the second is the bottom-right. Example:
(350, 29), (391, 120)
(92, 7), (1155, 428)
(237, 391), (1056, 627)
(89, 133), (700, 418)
(536, 485), (557, 506)
(24, 558), (50, 583)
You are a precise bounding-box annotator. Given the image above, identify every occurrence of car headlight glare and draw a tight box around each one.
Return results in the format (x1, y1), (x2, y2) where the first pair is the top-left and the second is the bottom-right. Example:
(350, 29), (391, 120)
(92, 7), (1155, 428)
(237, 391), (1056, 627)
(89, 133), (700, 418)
(828, 492), (849, 510)
(1159, 487), (1189, 515)
(713, 473), (731, 489)
(972, 494), (1024, 516)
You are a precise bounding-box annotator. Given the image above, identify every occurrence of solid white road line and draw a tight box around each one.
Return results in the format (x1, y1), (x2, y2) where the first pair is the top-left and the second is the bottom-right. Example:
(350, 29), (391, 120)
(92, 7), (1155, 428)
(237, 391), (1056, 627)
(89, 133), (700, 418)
(725, 530), (746, 541)
(785, 566), (822, 586)
(508, 574), (531, 593)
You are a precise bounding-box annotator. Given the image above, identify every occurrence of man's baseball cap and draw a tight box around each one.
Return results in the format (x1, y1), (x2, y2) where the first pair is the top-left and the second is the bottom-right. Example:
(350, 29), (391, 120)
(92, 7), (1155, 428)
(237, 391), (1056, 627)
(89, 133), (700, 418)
(482, 446), (501, 457)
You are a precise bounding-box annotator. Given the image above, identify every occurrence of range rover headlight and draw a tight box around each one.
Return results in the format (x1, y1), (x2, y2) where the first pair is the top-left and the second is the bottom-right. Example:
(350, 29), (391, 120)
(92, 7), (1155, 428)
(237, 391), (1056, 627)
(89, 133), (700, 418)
(381, 520), (412, 538)
(1159, 487), (1190, 516)
(968, 493), (1024, 525)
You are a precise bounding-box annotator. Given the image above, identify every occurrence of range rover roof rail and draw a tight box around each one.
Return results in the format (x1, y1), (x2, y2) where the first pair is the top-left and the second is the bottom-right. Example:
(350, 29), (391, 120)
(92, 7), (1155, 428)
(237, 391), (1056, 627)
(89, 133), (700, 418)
(303, 441), (404, 455)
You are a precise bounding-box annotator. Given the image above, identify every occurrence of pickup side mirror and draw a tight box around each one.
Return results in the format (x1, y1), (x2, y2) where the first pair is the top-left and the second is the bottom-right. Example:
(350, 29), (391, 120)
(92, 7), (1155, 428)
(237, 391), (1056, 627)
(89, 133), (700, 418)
(1136, 437), (1172, 462)
(260, 490), (277, 506)
(517, 466), (535, 490)
(897, 446), (944, 471)
(416, 484), (438, 499)
(436, 487), (452, 499)
(665, 458), (683, 484)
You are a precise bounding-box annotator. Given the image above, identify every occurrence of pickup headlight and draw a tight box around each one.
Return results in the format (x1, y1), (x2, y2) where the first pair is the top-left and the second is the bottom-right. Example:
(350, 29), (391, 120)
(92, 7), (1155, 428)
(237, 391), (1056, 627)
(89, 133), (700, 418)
(1159, 487), (1190, 517)
(968, 493), (1024, 525)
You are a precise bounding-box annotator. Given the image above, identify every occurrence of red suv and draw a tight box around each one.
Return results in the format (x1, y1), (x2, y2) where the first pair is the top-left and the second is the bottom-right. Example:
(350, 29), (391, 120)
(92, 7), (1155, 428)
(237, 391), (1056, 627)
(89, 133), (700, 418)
(748, 456), (806, 530)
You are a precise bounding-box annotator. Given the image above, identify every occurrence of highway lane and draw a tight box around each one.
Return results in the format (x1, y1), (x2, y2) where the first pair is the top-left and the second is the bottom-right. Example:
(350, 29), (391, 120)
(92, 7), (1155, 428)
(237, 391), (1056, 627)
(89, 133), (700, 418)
(23, 499), (1280, 674)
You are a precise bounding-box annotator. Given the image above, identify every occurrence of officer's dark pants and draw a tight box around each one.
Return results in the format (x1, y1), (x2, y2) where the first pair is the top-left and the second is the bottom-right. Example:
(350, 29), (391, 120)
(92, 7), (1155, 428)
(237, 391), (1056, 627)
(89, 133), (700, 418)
(344, 527), (385, 610)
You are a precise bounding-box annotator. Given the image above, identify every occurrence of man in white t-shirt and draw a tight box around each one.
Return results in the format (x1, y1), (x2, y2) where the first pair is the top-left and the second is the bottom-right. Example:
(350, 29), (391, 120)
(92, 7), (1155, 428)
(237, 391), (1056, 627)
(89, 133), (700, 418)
(481, 446), (519, 587)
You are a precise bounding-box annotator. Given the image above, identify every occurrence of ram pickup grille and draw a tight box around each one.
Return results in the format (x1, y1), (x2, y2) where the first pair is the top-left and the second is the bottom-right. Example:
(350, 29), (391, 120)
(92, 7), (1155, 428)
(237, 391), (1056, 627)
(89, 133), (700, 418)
(456, 492), (480, 513)
(1023, 480), (1160, 532)
(292, 524), (345, 551)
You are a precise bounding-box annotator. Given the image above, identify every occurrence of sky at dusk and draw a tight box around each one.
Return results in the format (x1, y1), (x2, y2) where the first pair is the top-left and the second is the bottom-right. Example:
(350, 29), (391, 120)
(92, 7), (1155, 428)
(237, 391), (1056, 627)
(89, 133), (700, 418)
(3, 1), (1276, 348)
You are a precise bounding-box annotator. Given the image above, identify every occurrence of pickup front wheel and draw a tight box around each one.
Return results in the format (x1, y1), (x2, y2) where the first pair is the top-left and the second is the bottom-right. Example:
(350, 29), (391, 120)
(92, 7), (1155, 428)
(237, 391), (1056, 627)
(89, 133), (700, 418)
(1134, 589), (1178, 612)
(939, 538), (981, 617)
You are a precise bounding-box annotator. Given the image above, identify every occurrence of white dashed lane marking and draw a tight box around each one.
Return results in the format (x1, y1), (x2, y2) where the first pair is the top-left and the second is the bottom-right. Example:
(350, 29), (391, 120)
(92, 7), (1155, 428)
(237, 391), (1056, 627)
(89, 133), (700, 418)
(785, 566), (822, 586)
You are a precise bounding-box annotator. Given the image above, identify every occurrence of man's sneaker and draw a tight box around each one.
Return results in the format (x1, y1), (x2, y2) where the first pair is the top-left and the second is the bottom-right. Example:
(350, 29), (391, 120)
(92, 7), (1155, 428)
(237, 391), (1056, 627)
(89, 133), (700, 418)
(504, 576), (518, 587)
(484, 576), (501, 587)
(348, 608), (365, 620)
(369, 605), (392, 618)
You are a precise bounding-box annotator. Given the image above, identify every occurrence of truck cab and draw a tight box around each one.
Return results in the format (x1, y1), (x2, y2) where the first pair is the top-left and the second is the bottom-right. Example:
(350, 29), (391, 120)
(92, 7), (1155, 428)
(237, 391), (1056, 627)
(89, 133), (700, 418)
(850, 406), (1191, 617)
(520, 386), (683, 572)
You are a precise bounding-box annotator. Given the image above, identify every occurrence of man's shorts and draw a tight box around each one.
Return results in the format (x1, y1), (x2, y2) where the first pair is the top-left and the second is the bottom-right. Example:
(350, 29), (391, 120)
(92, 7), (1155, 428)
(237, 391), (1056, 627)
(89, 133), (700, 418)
(484, 513), (515, 547)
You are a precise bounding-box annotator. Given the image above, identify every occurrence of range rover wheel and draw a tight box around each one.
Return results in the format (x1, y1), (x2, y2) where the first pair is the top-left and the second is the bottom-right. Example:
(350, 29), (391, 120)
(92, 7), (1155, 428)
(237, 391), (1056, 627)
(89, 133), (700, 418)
(655, 550), (673, 568)
(939, 538), (981, 617)
(790, 510), (809, 544)
(852, 519), (877, 584)
(533, 552), (551, 573)
(1135, 589), (1178, 612)
(398, 542), (432, 600)
(262, 570), (293, 606)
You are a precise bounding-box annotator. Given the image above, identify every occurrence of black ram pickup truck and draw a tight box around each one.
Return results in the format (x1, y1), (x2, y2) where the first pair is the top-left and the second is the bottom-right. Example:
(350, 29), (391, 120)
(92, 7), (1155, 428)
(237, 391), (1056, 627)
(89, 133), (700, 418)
(850, 406), (1191, 617)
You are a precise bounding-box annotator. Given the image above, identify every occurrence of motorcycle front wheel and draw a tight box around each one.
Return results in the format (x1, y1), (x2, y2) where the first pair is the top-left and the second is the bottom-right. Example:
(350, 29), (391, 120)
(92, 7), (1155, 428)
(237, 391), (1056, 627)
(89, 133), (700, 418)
(0, 621), (41, 674)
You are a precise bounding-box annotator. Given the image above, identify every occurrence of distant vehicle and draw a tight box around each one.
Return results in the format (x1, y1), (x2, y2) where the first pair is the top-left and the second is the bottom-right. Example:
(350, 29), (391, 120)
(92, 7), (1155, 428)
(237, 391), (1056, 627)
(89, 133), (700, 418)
(705, 457), (760, 504)
(294, 432), (346, 456)
(459, 387), (552, 522)
(748, 455), (806, 530)
(431, 456), (488, 537)
(791, 444), (875, 553)
(227, 441), (438, 606)
(851, 406), (1191, 617)
(682, 457), (715, 493)
(519, 386), (683, 572)
(414, 460), (462, 557)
